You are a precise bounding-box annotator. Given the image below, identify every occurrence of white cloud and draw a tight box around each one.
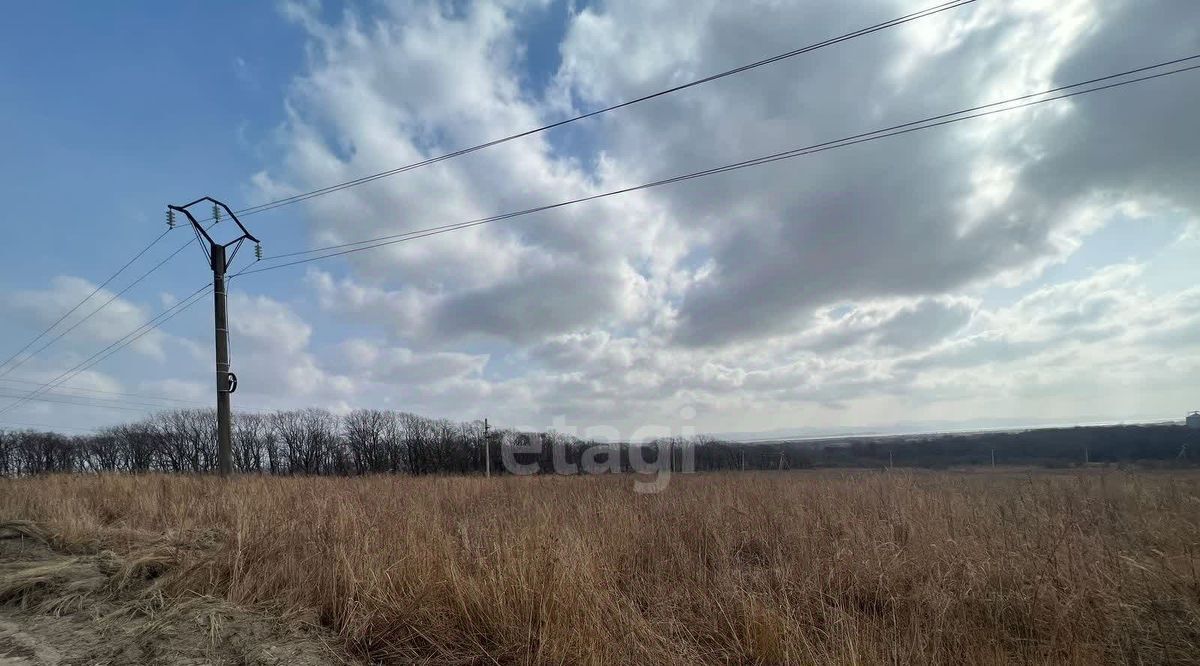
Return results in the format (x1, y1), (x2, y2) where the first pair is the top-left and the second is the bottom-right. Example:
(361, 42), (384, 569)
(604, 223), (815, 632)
(7, 276), (169, 361)
(230, 293), (312, 354)
(338, 338), (487, 385)
(218, 0), (1200, 432)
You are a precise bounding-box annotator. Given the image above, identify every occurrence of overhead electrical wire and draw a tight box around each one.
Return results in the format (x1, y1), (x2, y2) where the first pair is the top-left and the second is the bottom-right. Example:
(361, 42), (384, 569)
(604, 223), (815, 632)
(0, 377), (210, 407)
(234, 54), (1200, 278)
(0, 372), (275, 415)
(0, 232), (202, 379)
(188, 0), (977, 226)
(0, 285), (212, 417)
(0, 377), (212, 410)
(0, 286), (211, 417)
(0, 227), (175, 375)
(0, 420), (99, 434)
(0, 388), (184, 413)
(0, 390), (160, 414)
(44, 287), (220, 405)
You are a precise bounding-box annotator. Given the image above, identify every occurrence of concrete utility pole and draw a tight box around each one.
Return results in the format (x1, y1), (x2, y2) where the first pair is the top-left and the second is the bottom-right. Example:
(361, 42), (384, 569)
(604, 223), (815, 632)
(484, 418), (491, 478)
(212, 243), (232, 476)
(168, 197), (259, 477)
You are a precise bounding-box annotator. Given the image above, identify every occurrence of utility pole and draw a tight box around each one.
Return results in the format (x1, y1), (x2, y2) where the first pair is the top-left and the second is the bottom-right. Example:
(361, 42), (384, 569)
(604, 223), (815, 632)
(212, 242), (232, 475)
(168, 197), (259, 477)
(483, 418), (491, 478)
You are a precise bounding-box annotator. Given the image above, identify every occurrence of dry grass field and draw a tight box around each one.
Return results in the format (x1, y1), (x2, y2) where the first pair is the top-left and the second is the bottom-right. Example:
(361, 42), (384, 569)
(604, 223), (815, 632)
(1, 469), (1199, 664)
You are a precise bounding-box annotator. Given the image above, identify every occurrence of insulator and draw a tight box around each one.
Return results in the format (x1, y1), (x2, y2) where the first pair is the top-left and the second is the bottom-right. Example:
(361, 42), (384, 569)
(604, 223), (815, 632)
(166, 209), (176, 228)
(212, 203), (222, 223)
(254, 243), (263, 260)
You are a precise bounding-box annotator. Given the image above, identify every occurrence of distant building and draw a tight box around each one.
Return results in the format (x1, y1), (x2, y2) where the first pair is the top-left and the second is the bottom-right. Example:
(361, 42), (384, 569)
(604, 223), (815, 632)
(1188, 411), (1200, 429)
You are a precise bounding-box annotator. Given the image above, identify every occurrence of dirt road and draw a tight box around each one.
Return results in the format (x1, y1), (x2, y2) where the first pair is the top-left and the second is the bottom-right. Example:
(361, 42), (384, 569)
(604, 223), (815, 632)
(0, 528), (344, 665)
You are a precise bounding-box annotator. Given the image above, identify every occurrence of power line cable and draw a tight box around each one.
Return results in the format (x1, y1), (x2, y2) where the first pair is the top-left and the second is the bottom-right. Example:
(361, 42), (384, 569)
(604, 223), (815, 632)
(0, 420), (99, 434)
(190, 0), (977, 225)
(0, 380), (208, 411)
(0, 285), (211, 417)
(0, 233), (200, 378)
(0, 389), (159, 414)
(0, 377), (210, 407)
(0, 266), (274, 416)
(0, 227), (174, 375)
(0, 374), (274, 415)
(236, 55), (1200, 277)
(252, 53), (1200, 264)
(47, 288), (215, 404)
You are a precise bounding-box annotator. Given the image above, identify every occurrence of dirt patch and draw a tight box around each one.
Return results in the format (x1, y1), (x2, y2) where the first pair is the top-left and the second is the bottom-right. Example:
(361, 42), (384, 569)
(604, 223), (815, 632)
(0, 525), (347, 666)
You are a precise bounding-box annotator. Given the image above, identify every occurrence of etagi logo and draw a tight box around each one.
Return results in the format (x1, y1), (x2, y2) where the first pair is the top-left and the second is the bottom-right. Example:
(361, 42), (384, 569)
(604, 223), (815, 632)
(502, 407), (698, 493)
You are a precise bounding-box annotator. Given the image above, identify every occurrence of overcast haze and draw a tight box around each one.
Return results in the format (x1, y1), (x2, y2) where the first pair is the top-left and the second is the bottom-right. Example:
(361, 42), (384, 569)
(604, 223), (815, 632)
(1, 0), (1199, 437)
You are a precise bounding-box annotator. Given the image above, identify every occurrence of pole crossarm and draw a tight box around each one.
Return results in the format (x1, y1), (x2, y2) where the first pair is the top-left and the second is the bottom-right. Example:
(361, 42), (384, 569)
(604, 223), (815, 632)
(168, 196), (260, 272)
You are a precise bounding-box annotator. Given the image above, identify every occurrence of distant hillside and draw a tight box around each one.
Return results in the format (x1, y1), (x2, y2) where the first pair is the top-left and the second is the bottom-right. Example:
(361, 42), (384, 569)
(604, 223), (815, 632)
(698, 424), (1199, 470)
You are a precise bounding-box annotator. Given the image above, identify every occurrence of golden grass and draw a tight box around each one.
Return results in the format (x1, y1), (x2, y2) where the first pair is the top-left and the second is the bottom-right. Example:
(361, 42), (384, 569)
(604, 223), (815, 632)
(2, 469), (1199, 664)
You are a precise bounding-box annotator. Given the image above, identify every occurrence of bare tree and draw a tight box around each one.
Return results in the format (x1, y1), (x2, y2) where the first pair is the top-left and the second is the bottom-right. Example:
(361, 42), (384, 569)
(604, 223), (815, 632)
(233, 413), (271, 473)
(343, 409), (394, 474)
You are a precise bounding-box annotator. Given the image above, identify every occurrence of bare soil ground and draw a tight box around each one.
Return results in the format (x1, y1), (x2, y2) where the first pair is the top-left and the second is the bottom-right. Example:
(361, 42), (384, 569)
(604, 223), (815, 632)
(0, 528), (344, 666)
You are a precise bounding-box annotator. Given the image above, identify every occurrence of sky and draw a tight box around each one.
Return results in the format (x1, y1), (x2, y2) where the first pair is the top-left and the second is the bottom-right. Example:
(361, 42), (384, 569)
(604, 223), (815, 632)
(1, 0), (1199, 439)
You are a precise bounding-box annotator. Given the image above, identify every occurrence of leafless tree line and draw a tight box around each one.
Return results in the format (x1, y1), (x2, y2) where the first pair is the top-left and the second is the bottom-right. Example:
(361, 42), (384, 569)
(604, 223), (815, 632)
(0, 409), (722, 476)
(9, 409), (1192, 476)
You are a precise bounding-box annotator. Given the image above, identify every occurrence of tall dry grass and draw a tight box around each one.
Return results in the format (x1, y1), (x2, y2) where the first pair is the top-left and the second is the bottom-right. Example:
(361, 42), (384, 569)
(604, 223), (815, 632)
(1, 469), (1199, 664)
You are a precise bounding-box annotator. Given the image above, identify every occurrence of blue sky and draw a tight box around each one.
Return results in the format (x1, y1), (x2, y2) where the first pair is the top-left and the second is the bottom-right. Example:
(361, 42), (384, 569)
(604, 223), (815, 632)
(2, 0), (1199, 436)
(1, 2), (300, 290)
